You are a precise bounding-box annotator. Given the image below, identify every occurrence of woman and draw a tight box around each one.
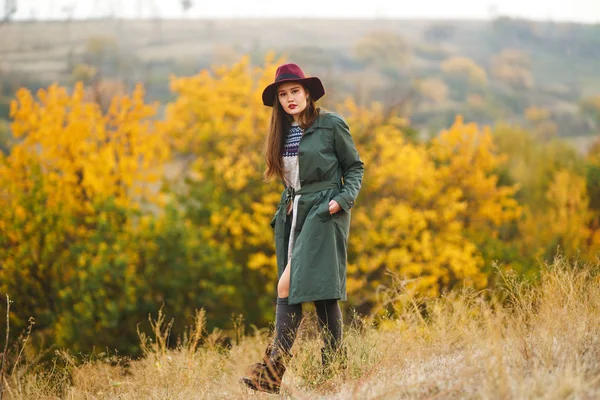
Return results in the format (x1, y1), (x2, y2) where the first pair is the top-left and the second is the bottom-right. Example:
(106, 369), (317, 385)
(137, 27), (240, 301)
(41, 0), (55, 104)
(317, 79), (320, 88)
(241, 63), (364, 394)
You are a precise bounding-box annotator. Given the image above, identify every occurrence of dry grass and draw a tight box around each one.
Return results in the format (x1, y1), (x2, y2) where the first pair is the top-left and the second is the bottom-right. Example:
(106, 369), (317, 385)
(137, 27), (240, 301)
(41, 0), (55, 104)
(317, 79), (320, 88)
(3, 255), (600, 399)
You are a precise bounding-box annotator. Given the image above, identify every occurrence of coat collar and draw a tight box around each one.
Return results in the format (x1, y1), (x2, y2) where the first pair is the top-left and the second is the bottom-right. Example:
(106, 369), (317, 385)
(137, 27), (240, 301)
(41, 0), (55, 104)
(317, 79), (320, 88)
(303, 111), (329, 136)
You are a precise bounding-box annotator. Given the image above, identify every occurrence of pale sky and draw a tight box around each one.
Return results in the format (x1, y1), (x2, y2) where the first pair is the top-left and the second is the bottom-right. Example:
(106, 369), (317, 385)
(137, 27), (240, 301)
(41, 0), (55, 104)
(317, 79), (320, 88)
(8, 0), (600, 23)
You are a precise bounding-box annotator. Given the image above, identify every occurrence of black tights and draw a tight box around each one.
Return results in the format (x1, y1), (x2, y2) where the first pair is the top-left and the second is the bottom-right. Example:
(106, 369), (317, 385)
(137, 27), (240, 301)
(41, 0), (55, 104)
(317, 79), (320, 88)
(271, 297), (343, 358)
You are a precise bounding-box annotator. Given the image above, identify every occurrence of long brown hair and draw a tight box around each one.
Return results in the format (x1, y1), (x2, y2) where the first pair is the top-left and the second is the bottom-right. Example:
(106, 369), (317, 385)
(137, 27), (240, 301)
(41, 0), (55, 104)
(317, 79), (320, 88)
(263, 87), (320, 184)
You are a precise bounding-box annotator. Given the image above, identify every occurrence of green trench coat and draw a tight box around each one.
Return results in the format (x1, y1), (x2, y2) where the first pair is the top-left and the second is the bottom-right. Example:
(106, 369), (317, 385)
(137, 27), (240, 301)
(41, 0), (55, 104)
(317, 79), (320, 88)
(270, 111), (364, 305)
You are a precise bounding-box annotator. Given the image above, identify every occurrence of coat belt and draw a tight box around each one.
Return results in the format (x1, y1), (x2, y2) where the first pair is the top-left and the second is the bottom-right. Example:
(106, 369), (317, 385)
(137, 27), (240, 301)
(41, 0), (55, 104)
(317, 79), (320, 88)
(283, 181), (339, 210)
(297, 181), (339, 195)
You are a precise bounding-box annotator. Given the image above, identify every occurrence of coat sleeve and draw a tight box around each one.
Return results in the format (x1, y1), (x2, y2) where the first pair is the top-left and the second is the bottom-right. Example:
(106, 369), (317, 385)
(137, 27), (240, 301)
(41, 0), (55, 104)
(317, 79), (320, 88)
(331, 114), (364, 212)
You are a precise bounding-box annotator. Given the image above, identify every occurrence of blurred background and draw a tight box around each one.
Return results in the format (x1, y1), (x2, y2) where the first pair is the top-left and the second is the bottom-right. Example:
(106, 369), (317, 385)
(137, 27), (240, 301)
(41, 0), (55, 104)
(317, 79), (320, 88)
(3, 0), (600, 142)
(1, 0), (600, 358)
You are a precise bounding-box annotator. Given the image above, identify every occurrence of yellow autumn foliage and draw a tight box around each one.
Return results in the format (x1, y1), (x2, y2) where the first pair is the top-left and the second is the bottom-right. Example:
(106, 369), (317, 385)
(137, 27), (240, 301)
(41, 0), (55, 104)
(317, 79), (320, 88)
(0, 82), (172, 351)
(162, 56), (523, 316)
(518, 170), (598, 260)
(430, 116), (522, 233)
(162, 55), (283, 323)
(3, 55), (579, 354)
(441, 56), (488, 87)
(7, 82), (168, 210)
(345, 107), (520, 308)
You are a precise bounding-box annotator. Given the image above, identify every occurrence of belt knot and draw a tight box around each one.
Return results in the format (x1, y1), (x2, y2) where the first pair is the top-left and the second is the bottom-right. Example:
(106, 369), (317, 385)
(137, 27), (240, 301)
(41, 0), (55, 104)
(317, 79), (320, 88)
(285, 186), (295, 204)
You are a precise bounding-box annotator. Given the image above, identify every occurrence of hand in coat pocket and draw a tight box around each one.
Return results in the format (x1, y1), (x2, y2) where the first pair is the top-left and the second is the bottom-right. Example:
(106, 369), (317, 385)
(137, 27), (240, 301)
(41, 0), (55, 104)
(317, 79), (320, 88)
(328, 199), (341, 215)
(317, 199), (338, 222)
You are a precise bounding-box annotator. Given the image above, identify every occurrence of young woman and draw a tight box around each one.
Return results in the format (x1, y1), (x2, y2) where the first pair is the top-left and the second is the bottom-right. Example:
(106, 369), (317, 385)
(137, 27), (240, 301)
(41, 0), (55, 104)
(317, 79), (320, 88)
(241, 63), (364, 394)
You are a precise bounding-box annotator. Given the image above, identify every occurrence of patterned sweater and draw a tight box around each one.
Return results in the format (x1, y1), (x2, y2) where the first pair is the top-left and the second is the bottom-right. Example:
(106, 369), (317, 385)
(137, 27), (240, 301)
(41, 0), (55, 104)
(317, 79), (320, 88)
(283, 122), (302, 191)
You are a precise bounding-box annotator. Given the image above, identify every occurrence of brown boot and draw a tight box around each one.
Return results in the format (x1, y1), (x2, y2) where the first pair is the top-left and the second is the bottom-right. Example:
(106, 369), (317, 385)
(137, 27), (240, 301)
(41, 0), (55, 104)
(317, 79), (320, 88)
(240, 344), (288, 394)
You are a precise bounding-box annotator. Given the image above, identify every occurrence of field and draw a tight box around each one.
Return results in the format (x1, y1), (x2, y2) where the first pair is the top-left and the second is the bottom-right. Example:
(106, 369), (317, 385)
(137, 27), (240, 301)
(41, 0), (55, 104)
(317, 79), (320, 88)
(2, 17), (600, 147)
(2, 256), (599, 399)
(0, 18), (443, 81)
(2, 18), (600, 399)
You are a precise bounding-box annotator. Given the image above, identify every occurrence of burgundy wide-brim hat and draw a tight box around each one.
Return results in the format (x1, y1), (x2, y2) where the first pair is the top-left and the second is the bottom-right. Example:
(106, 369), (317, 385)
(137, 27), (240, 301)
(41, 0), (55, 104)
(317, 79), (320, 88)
(262, 63), (325, 107)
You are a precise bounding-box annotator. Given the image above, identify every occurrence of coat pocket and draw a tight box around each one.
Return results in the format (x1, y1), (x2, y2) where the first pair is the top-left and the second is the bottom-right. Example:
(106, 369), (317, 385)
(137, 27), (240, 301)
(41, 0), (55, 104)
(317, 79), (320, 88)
(294, 198), (309, 232)
(316, 198), (333, 222)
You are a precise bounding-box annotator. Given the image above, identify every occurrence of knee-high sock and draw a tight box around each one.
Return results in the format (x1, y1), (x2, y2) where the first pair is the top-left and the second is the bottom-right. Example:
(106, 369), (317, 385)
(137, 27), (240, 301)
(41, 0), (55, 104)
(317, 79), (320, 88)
(271, 297), (302, 358)
(314, 299), (343, 350)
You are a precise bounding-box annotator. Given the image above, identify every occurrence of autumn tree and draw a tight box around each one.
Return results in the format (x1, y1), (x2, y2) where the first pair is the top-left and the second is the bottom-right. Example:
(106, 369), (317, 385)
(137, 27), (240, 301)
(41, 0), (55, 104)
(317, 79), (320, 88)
(162, 55), (282, 326)
(491, 49), (534, 90)
(441, 56), (488, 87)
(339, 101), (520, 312)
(354, 31), (413, 103)
(416, 77), (449, 104)
(524, 106), (558, 141)
(585, 135), (600, 256)
(428, 116), (522, 274)
(518, 170), (596, 261)
(0, 82), (237, 354)
(589, 138), (600, 166)
(0, 83), (159, 351)
(492, 122), (600, 269)
(493, 123), (582, 208)
(0, 119), (12, 154)
(580, 95), (600, 130)
(355, 31), (411, 70)
(440, 56), (488, 103)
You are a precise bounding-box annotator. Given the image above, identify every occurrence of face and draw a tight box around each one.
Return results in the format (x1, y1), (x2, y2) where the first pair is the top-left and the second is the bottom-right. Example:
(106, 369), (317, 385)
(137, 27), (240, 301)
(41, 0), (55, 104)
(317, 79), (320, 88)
(277, 82), (308, 120)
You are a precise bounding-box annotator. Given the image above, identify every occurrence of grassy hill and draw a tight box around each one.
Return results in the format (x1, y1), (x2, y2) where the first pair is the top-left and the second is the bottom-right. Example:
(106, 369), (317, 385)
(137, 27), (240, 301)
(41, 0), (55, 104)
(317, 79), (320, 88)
(3, 256), (600, 399)
(1, 17), (600, 143)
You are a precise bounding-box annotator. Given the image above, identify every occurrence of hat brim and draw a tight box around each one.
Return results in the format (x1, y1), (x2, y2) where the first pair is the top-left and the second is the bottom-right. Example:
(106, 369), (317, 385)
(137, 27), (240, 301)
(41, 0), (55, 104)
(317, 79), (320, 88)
(262, 77), (325, 107)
